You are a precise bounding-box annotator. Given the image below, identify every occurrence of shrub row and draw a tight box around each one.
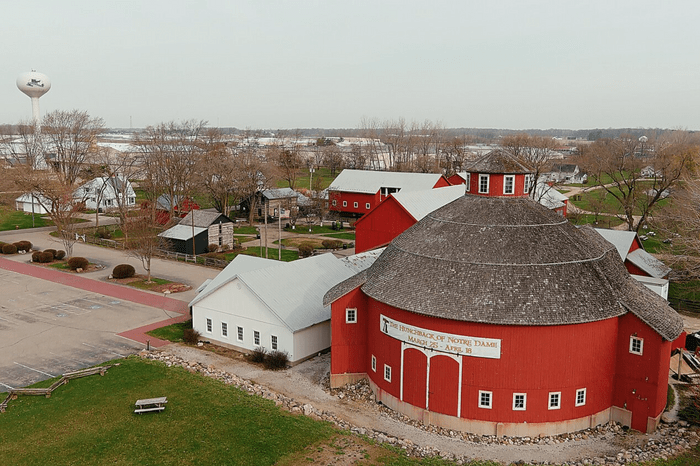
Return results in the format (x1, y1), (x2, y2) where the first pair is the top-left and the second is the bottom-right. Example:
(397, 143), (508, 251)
(321, 239), (343, 249)
(248, 347), (289, 370)
(31, 249), (67, 263)
(0, 240), (33, 255)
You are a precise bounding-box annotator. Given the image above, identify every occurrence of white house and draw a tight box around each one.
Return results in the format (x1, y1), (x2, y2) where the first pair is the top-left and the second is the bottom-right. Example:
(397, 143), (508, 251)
(74, 177), (136, 211)
(189, 250), (382, 364)
(15, 193), (51, 215)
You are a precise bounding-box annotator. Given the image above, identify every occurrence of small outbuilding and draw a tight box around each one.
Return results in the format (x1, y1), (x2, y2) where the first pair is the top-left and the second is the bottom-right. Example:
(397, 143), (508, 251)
(158, 224), (208, 255)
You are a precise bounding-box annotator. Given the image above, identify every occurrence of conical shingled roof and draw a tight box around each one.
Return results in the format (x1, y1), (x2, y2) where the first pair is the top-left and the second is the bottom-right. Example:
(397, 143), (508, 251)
(467, 149), (533, 174)
(334, 195), (682, 340)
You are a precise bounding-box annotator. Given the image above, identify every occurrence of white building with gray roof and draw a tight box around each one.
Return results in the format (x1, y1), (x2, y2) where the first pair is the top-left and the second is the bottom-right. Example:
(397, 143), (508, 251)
(189, 250), (382, 364)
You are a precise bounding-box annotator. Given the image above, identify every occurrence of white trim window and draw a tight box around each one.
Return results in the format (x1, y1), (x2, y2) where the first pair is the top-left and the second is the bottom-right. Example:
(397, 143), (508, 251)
(479, 390), (492, 409)
(479, 174), (490, 194)
(346, 308), (357, 324)
(524, 174), (532, 194)
(629, 336), (643, 355)
(342, 200), (347, 207)
(465, 173), (471, 192)
(503, 175), (515, 195)
(332, 199), (337, 206)
(221, 322), (228, 338)
(575, 388), (587, 407)
(253, 330), (260, 346)
(548, 392), (561, 410)
(371, 355), (376, 372)
(366, 202), (371, 210)
(513, 393), (527, 411)
(206, 318), (212, 334)
(237, 326), (244, 342)
(353, 201), (358, 208)
(384, 364), (392, 382)
(271, 335), (278, 350)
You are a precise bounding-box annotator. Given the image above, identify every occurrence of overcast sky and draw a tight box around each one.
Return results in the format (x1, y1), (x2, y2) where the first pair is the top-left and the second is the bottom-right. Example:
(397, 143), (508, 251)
(3, 1), (700, 131)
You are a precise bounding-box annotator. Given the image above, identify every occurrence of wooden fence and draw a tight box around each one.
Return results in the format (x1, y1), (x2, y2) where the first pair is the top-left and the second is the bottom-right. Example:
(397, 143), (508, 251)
(155, 249), (229, 269)
(669, 298), (700, 315)
(0, 365), (114, 413)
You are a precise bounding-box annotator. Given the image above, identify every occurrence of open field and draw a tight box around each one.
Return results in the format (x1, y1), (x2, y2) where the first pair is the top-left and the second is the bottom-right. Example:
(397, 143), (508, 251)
(0, 357), (464, 466)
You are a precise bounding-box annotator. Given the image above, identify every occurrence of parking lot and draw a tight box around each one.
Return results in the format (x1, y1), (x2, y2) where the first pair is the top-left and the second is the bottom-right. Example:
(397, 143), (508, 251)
(0, 267), (177, 391)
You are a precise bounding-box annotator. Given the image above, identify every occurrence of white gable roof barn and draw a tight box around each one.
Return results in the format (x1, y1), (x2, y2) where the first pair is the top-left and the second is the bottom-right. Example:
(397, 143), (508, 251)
(328, 169), (445, 194)
(190, 250), (382, 364)
(390, 185), (466, 221)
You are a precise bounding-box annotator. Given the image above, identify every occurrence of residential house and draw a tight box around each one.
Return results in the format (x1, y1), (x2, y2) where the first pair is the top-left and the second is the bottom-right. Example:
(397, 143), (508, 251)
(74, 177), (136, 212)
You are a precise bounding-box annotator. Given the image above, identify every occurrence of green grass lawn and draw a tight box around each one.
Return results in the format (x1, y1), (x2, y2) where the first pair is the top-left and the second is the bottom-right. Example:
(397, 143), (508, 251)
(147, 320), (191, 343)
(322, 232), (356, 240)
(285, 224), (350, 235)
(240, 246), (299, 262)
(0, 209), (50, 230)
(233, 225), (259, 235)
(0, 357), (334, 466)
(275, 167), (338, 191)
(669, 280), (700, 302)
(126, 277), (171, 290)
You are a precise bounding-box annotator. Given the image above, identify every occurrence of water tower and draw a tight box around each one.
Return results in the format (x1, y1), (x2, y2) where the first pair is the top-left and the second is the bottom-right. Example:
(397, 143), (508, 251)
(17, 70), (51, 127)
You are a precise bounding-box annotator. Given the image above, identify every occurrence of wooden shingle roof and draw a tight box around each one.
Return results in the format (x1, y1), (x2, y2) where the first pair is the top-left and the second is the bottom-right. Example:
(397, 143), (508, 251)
(466, 149), (533, 174)
(326, 195), (682, 341)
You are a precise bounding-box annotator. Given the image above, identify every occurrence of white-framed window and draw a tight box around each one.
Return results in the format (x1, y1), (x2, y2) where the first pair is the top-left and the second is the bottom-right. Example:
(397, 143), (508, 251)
(524, 174), (532, 194)
(513, 393), (526, 411)
(342, 200), (347, 207)
(206, 318), (212, 333)
(465, 173), (470, 191)
(371, 355), (376, 372)
(629, 336), (643, 355)
(548, 392), (561, 410)
(384, 364), (392, 382)
(576, 388), (587, 407)
(254, 330), (260, 346)
(353, 201), (358, 208)
(237, 326), (244, 342)
(479, 174), (489, 194)
(346, 308), (357, 324)
(271, 335), (278, 350)
(478, 390), (492, 409)
(503, 175), (515, 195)
(366, 203), (371, 209)
(221, 322), (228, 337)
(332, 199), (337, 206)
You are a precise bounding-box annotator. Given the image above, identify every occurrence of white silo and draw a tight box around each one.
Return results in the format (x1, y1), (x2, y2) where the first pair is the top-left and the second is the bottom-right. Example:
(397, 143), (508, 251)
(17, 71), (51, 127)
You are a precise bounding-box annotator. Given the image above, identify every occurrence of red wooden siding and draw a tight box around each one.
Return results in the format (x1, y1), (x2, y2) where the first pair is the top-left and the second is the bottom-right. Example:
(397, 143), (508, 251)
(355, 300), (618, 424)
(428, 355), (460, 416)
(354, 197), (417, 253)
(330, 288), (368, 376)
(402, 348), (427, 409)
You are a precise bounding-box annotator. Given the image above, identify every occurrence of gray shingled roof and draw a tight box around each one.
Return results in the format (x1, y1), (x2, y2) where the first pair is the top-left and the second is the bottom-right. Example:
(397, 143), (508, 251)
(325, 195), (682, 341)
(179, 210), (230, 228)
(467, 149), (533, 174)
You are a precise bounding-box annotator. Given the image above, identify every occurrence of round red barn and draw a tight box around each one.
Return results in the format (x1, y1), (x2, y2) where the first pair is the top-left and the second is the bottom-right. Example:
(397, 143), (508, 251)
(325, 191), (682, 436)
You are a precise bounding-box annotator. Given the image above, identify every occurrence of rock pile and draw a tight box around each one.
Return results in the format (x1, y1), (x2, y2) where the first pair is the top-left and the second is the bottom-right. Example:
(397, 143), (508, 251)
(140, 350), (697, 465)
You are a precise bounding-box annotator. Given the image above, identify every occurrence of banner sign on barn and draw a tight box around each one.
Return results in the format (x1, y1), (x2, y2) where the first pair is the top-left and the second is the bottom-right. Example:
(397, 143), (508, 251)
(380, 314), (501, 359)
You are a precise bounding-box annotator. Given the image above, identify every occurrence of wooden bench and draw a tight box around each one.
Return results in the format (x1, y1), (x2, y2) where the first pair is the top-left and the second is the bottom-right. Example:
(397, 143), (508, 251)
(134, 397), (168, 414)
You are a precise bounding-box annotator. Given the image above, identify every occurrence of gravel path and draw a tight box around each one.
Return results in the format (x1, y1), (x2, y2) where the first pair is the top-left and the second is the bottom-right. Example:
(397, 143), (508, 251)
(159, 344), (696, 464)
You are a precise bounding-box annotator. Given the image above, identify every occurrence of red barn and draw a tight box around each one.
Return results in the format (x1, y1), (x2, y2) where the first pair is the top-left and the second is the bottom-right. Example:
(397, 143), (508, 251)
(325, 195), (683, 437)
(327, 169), (451, 219)
(354, 185), (465, 253)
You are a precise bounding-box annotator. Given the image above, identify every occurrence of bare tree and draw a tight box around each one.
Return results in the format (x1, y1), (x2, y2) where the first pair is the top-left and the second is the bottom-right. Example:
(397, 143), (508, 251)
(198, 128), (238, 216)
(501, 133), (557, 196)
(42, 110), (105, 185)
(124, 205), (161, 282)
(578, 132), (697, 232)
